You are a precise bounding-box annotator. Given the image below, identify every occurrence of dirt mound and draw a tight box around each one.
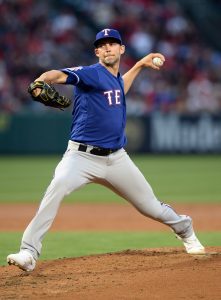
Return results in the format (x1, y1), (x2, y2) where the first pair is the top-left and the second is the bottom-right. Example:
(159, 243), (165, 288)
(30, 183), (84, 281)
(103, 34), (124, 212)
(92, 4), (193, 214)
(1, 203), (220, 298)
(1, 247), (221, 300)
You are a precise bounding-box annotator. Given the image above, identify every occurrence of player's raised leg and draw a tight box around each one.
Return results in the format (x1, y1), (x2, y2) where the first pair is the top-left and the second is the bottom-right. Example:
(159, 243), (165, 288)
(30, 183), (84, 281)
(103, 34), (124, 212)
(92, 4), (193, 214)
(105, 149), (205, 254)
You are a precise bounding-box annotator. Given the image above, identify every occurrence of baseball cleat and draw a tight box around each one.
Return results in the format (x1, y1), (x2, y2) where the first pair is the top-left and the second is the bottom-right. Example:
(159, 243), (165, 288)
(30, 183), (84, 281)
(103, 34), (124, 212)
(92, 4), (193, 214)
(176, 232), (205, 254)
(7, 250), (36, 272)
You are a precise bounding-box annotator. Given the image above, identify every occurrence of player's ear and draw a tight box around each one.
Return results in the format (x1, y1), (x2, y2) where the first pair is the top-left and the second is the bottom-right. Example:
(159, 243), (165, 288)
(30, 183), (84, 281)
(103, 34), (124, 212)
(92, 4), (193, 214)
(94, 48), (100, 58)
(120, 45), (125, 55)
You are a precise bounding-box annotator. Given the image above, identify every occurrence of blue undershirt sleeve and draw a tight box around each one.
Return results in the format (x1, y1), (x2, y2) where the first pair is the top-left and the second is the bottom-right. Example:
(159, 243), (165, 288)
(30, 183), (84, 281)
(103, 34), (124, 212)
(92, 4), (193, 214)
(60, 69), (80, 85)
(60, 66), (99, 88)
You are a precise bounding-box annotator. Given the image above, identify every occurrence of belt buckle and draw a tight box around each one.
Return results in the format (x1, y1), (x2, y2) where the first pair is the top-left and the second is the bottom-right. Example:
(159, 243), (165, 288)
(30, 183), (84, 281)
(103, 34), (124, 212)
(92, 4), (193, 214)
(90, 146), (100, 155)
(89, 146), (115, 156)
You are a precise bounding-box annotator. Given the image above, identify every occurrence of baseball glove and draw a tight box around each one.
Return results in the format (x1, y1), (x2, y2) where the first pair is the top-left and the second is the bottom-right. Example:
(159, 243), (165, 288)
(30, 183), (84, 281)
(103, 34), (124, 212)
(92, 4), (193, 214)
(28, 81), (71, 110)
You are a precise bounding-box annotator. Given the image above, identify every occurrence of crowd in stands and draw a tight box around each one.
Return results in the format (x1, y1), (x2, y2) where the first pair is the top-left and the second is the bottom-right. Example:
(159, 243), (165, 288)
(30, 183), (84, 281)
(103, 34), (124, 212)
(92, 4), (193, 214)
(0, 0), (221, 115)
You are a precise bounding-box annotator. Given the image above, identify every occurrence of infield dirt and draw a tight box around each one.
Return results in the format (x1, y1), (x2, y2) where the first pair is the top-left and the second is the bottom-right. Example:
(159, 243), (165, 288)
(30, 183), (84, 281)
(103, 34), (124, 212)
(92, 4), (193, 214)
(0, 203), (220, 299)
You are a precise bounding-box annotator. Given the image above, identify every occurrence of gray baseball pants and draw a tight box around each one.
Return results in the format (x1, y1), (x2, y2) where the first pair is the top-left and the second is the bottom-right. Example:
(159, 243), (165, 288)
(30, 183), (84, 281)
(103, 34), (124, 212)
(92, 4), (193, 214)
(21, 141), (193, 260)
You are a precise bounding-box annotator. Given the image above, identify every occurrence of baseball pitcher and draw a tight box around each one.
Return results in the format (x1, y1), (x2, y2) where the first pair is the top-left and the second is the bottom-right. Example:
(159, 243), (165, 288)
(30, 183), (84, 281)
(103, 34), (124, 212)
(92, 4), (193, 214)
(7, 29), (205, 272)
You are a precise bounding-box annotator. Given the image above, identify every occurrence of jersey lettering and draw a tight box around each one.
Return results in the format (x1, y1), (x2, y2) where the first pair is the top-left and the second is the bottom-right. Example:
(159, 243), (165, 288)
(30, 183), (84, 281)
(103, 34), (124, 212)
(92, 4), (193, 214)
(104, 90), (113, 105)
(115, 90), (121, 104)
(104, 89), (121, 105)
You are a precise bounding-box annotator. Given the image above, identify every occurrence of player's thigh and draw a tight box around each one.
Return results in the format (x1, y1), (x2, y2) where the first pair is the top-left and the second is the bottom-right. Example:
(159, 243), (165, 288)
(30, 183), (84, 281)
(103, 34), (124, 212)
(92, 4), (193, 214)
(107, 151), (154, 198)
(106, 151), (162, 217)
(53, 149), (91, 192)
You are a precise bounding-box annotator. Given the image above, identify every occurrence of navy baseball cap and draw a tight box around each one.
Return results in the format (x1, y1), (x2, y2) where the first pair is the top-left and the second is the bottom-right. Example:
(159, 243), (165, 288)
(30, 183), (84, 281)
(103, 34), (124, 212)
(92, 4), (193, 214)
(94, 29), (122, 47)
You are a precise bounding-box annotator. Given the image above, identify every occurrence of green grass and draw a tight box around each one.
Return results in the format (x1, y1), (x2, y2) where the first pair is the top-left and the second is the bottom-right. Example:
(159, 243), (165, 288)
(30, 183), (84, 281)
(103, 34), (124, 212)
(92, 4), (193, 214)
(1, 231), (220, 266)
(0, 155), (221, 203)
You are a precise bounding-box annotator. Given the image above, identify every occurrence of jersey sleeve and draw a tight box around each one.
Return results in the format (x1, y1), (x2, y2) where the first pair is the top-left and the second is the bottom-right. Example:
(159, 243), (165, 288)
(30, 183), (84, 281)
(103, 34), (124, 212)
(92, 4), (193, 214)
(61, 66), (99, 89)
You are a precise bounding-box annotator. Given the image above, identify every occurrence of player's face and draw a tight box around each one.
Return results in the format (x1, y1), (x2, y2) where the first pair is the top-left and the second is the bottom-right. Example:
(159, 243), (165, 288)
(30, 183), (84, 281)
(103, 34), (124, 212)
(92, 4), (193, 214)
(95, 39), (125, 67)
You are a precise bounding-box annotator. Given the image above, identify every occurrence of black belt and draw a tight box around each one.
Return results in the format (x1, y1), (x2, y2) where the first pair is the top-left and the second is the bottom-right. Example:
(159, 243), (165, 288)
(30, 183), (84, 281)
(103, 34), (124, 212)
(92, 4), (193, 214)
(78, 143), (119, 156)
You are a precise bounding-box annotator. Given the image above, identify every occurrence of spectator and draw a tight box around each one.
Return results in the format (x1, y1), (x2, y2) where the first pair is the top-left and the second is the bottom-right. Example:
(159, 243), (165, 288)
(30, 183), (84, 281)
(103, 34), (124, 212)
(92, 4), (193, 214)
(0, 0), (220, 115)
(186, 72), (219, 113)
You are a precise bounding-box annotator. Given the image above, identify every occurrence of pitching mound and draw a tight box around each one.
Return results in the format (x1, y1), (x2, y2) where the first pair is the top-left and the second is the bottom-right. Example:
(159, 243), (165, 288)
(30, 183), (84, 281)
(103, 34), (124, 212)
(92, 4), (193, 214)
(1, 247), (221, 300)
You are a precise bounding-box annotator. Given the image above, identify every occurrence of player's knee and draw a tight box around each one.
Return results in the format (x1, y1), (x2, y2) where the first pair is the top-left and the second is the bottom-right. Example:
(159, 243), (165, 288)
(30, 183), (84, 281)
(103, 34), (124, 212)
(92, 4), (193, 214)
(134, 199), (162, 220)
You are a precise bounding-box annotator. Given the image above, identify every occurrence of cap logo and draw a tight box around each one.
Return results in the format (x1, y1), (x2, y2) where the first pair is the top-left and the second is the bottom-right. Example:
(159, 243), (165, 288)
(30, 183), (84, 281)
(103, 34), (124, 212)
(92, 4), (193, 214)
(102, 29), (111, 36)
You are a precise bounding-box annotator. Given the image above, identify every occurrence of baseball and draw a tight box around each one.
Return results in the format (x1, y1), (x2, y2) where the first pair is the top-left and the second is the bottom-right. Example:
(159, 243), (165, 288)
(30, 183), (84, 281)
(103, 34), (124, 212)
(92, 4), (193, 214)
(152, 57), (164, 67)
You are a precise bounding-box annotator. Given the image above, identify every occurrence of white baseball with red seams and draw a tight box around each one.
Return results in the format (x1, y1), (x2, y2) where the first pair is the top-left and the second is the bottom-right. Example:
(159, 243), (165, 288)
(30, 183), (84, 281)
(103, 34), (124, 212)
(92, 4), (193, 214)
(152, 57), (164, 67)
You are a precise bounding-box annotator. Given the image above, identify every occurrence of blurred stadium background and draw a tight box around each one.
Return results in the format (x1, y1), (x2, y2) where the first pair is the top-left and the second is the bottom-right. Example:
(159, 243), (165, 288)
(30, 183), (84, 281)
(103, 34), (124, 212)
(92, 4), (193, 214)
(0, 0), (221, 154)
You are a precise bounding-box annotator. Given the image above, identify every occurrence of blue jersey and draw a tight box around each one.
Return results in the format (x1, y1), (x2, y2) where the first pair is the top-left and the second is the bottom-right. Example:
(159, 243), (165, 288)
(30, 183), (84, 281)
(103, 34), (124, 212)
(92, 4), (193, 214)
(62, 63), (127, 149)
